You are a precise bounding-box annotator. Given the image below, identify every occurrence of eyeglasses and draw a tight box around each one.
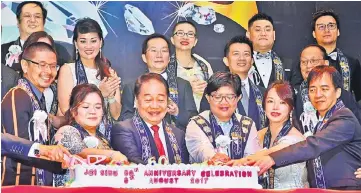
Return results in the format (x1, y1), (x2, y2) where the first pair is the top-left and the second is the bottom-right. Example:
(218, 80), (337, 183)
(24, 58), (58, 71)
(210, 94), (237, 103)
(173, 31), (196, 38)
(316, 23), (337, 31)
(300, 59), (323, 67)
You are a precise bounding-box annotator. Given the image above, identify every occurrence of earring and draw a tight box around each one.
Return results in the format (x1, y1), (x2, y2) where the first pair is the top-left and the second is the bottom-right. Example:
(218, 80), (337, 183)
(76, 48), (79, 60)
(100, 48), (102, 59)
(289, 110), (293, 125)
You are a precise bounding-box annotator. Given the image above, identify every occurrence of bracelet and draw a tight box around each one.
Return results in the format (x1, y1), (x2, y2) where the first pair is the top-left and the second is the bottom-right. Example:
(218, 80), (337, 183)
(107, 97), (116, 104)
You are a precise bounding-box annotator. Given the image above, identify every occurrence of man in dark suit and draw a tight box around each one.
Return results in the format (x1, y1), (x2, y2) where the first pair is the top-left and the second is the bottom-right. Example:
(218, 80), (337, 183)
(237, 66), (361, 190)
(200, 36), (266, 130)
(120, 33), (197, 130)
(1, 42), (59, 186)
(112, 73), (189, 164)
(1, 1), (71, 72)
(246, 13), (288, 88)
(1, 65), (20, 99)
(1, 133), (70, 163)
(291, 10), (361, 102)
(294, 44), (361, 133)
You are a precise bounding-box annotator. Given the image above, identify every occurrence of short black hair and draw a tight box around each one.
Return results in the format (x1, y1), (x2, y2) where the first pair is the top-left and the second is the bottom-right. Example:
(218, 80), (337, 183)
(22, 42), (57, 62)
(224, 35), (253, 57)
(301, 44), (328, 60)
(134, 73), (169, 98)
(307, 65), (343, 89)
(312, 9), (340, 31)
(172, 20), (197, 36)
(205, 71), (242, 97)
(16, 1), (47, 23)
(248, 13), (274, 29)
(141, 33), (171, 55)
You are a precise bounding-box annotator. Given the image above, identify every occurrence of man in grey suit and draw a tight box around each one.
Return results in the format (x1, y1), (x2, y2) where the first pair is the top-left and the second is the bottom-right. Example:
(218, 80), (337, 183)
(1, 133), (70, 163)
(233, 66), (361, 190)
(112, 73), (189, 164)
(120, 33), (197, 130)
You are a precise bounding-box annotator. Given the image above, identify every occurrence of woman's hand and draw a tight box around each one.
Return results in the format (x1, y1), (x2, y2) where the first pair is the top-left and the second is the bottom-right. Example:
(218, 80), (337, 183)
(99, 77), (121, 98)
(167, 100), (179, 116)
(110, 151), (128, 163)
(190, 78), (207, 95)
(355, 168), (361, 178)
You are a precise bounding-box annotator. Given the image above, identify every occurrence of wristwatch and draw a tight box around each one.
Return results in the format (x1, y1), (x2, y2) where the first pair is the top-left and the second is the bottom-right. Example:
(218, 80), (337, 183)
(107, 96), (116, 104)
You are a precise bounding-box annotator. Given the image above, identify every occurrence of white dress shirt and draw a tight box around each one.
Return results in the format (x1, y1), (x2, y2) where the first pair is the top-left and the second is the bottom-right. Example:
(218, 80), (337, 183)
(145, 121), (169, 159)
(253, 51), (272, 86)
(27, 142), (40, 157)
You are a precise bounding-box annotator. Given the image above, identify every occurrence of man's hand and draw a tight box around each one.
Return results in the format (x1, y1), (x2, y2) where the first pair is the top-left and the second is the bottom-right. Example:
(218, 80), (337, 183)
(167, 100), (179, 116)
(245, 155), (275, 175)
(355, 168), (361, 178)
(39, 144), (70, 162)
(226, 158), (248, 166)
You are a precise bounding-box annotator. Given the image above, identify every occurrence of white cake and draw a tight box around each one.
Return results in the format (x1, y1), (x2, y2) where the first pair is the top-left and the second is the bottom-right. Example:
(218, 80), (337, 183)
(69, 164), (261, 189)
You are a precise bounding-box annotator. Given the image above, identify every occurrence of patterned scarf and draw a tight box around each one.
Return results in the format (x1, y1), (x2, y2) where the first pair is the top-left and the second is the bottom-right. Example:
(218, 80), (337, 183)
(263, 120), (292, 189)
(192, 112), (253, 159)
(166, 56), (180, 106)
(249, 80), (267, 128)
(74, 59), (112, 141)
(335, 48), (351, 91)
(309, 99), (345, 188)
(16, 78), (48, 185)
(132, 110), (182, 164)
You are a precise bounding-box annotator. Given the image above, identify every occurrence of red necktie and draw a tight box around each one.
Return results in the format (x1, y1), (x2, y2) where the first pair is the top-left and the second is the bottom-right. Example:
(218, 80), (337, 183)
(151, 125), (166, 157)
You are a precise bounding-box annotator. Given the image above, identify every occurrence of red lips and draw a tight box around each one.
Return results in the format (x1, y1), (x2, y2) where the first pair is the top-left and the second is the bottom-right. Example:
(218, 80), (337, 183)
(270, 112), (281, 117)
(180, 41), (189, 46)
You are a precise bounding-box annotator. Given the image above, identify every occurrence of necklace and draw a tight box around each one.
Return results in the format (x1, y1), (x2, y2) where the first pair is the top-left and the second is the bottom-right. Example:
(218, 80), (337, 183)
(177, 58), (194, 69)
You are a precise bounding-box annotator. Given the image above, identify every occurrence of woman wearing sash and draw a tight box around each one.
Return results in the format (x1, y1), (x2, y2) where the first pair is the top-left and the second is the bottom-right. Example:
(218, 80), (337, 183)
(57, 18), (121, 141)
(248, 81), (308, 189)
(170, 21), (213, 111)
(52, 84), (127, 187)
(185, 72), (260, 164)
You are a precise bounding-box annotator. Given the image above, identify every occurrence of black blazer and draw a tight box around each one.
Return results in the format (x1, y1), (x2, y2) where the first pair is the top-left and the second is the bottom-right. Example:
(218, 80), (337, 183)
(270, 108), (361, 188)
(119, 77), (198, 130)
(111, 119), (189, 164)
(1, 64), (20, 99)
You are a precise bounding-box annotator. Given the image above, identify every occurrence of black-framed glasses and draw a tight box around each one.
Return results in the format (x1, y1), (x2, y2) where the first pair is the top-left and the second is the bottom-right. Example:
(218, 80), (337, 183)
(173, 31), (196, 38)
(23, 58), (58, 71)
(316, 23), (337, 31)
(210, 94), (237, 103)
(300, 58), (323, 67)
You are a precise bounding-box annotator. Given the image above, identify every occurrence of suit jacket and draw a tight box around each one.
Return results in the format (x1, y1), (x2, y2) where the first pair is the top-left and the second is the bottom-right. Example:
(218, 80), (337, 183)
(1, 38), (72, 72)
(294, 86), (361, 132)
(1, 64), (20, 99)
(119, 77), (198, 130)
(270, 108), (361, 188)
(111, 118), (189, 164)
(199, 81), (266, 130)
(1, 133), (33, 161)
(1, 87), (61, 186)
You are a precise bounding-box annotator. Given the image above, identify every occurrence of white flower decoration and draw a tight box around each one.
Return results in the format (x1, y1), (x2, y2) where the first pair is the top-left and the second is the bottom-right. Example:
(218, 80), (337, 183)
(303, 101), (316, 114)
(304, 131), (313, 138)
(29, 110), (48, 142)
(215, 135), (231, 148)
(83, 136), (99, 148)
(5, 45), (22, 67)
(8, 45), (22, 55)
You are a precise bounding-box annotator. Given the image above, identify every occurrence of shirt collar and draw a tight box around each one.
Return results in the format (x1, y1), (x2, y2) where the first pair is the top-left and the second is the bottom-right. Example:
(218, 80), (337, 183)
(214, 115), (233, 128)
(24, 78), (43, 100)
(145, 121), (163, 131)
(241, 77), (249, 86)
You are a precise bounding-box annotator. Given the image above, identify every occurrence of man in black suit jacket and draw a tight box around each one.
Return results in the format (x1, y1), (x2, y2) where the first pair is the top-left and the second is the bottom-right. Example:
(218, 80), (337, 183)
(119, 33), (197, 130)
(1, 42), (59, 186)
(246, 13), (288, 88)
(200, 36), (266, 130)
(112, 73), (189, 164)
(292, 10), (361, 102)
(1, 65), (20, 99)
(294, 45), (361, 133)
(1, 1), (72, 72)
(237, 66), (361, 190)
(1, 133), (70, 163)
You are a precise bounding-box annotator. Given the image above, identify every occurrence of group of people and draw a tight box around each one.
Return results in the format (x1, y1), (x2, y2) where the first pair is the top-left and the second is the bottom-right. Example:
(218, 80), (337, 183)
(1, 1), (361, 190)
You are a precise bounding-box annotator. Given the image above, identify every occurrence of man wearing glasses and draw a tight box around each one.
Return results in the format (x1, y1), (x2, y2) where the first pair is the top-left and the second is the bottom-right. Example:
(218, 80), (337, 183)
(1, 1), (71, 72)
(312, 10), (361, 102)
(293, 44), (361, 135)
(200, 36), (266, 131)
(1, 42), (62, 186)
(119, 33), (197, 130)
(186, 71), (260, 164)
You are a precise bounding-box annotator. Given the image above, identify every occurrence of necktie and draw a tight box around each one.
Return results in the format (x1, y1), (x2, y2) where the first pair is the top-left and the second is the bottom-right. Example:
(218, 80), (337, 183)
(241, 83), (249, 115)
(39, 94), (47, 112)
(328, 52), (337, 61)
(151, 125), (166, 157)
(255, 52), (271, 60)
